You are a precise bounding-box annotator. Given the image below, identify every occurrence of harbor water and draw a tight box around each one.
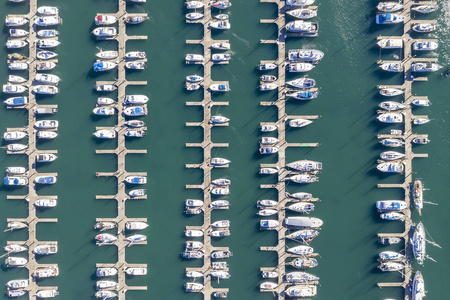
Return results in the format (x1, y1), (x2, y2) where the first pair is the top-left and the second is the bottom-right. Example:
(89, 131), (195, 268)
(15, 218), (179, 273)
(0, 0), (450, 299)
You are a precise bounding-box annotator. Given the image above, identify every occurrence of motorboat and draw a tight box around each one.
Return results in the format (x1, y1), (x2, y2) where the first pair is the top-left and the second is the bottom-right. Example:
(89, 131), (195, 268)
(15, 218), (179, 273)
(377, 38), (403, 49)
(380, 151), (405, 161)
(93, 107), (115, 116)
(286, 160), (322, 171)
(285, 217), (323, 228)
(211, 42), (231, 50)
(257, 199), (277, 208)
(286, 174), (318, 183)
(37, 50), (58, 60)
(379, 88), (404, 97)
(4, 176), (28, 186)
(7, 290), (27, 298)
(94, 221), (116, 232)
(412, 23), (437, 33)
(380, 212), (405, 221)
(125, 15), (149, 24)
(92, 27), (117, 37)
(380, 62), (403, 72)
(37, 6), (58, 15)
(185, 230), (204, 237)
(412, 99), (431, 106)
(260, 83), (277, 91)
(93, 129), (116, 139)
(185, 83), (201, 91)
(35, 61), (57, 70)
(182, 250), (204, 259)
(286, 192), (313, 200)
(123, 106), (147, 116)
(288, 62), (315, 72)
(378, 251), (405, 261)
(96, 267), (118, 277)
(378, 262), (405, 272)
(260, 137), (279, 145)
(260, 75), (277, 82)
(286, 257), (318, 269)
(211, 250), (232, 258)
(125, 176), (147, 184)
(289, 118), (313, 127)
(125, 51), (146, 59)
(412, 222), (426, 264)
(413, 178), (423, 215)
(5, 39), (27, 48)
(126, 61), (145, 69)
(96, 234), (117, 243)
(129, 189), (146, 197)
(260, 282), (278, 290)
(124, 120), (145, 128)
(211, 1), (232, 9)
(34, 175), (57, 184)
(412, 271), (425, 300)
(212, 53), (231, 62)
(210, 21), (230, 30)
(287, 90), (319, 100)
(185, 282), (203, 292)
(124, 267), (147, 276)
(210, 84), (230, 92)
(413, 138), (430, 144)
(212, 178), (231, 186)
(286, 272), (319, 283)
(212, 220), (230, 228)
(5, 257), (27, 267)
(377, 2), (403, 12)
(412, 4), (438, 14)
(413, 118), (430, 125)
(287, 245), (314, 255)
(35, 120), (58, 129)
(210, 157), (230, 166)
(93, 61), (117, 72)
(186, 75), (203, 83)
(259, 167), (279, 175)
(377, 113), (403, 123)
(286, 202), (314, 213)
(8, 62), (28, 71)
(286, 77), (315, 89)
(95, 14), (117, 25)
(185, 241), (204, 250)
(377, 161), (404, 173)
(5, 16), (28, 27)
(96, 281), (118, 290)
(6, 221), (27, 231)
(285, 285), (317, 297)
(376, 200), (407, 212)
(35, 16), (61, 26)
(288, 49), (324, 62)
(95, 291), (117, 299)
(37, 131), (57, 139)
(125, 221), (149, 231)
(126, 234), (146, 243)
(210, 271), (230, 279)
(379, 237), (401, 244)
(185, 1), (204, 9)
(35, 290), (59, 298)
(208, 116), (229, 125)
(6, 279), (28, 289)
(286, 8), (318, 19)
(125, 95), (148, 104)
(124, 129), (145, 137)
(412, 40), (438, 51)
(96, 51), (119, 60)
(260, 220), (279, 230)
(257, 209), (278, 216)
(258, 63), (277, 71)
(33, 244), (57, 255)
(34, 199), (57, 207)
(261, 124), (278, 132)
(214, 14), (229, 20)
(185, 54), (204, 63)
(376, 13), (405, 24)
(286, 0), (315, 6)
(8, 75), (27, 84)
(3, 84), (26, 94)
(379, 101), (405, 111)
(286, 21), (319, 35)
(411, 62), (442, 72)
(36, 153), (57, 162)
(260, 146), (279, 154)
(7, 144), (28, 152)
(4, 244), (27, 255)
(210, 200), (230, 209)
(37, 29), (59, 38)
(186, 12), (204, 20)
(380, 138), (404, 147)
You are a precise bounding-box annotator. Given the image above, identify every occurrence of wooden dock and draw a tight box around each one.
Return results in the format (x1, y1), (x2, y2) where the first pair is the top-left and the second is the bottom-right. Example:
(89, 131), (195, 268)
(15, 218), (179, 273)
(93, 1), (149, 299)
(184, 0), (231, 298)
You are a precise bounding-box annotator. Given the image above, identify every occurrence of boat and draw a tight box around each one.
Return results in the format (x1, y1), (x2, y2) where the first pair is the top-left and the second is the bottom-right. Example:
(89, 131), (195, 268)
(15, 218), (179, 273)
(287, 257), (318, 269)
(380, 138), (404, 147)
(210, 116), (230, 125)
(96, 267), (117, 277)
(412, 271), (425, 300)
(210, 21), (230, 30)
(212, 53), (231, 62)
(286, 202), (314, 213)
(377, 113), (403, 123)
(93, 107), (115, 116)
(260, 137), (279, 145)
(289, 118), (313, 127)
(185, 282), (203, 292)
(380, 151), (405, 161)
(123, 106), (147, 116)
(5, 257), (27, 267)
(35, 61), (57, 70)
(93, 61), (117, 72)
(3, 84), (26, 94)
(185, 241), (204, 250)
(379, 101), (405, 111)
(260, 75), (277, 82)
(378, 251), (405, 261)
(96, 281), (118, 290)
(186, 74), (204, 82)
(37, 6), (58, 15)
(125, 61), (145, 69)
(212, 178), (231, 186)
(376, 13), (405, 24)
(185, 229), (204, 237)
(261, 271), (278, 278)
(125, 95), (148, 104)
(286, 0), (315, 6)
(287, 90), (319, 100)
(285, 285), (317, 297)
(125, 15), (148, 24)
(286, 192), (313, 200)
(212, 220), (230, 228)
(4, 244), (27, 254)
(286, 8), (318, 19)
(413, 118), (430, 125)
(260, 220), (279, 230)
(285, 21), (319, 35)
(124, 267), (147, 276)
(35, 74), (60, 85)
(213, 291), (227, 298)
(380, 212), (405, 221)
(2, 133), (25, 144)
(288, 62), (315, 73)
(286, 174), (318, 183)
(210, 157), (230, 166)
(412, 4), (438, 14)
(185, 83), (201, 91)
(260, 124), (278, 132)
(259, 167), (279, 175)
(211, 250), (232, 258)
(412, 23), (437, 33)
(129, 0), (147, 2)
(35, 290), (59, 298)
(286, 77), (315, 89)
(34, 199), (57, 207)
(380, 62), (403, 72)
(6, 279), (28, 289)
(260, 146), (279, 154)
(93, 130), (116, 139)
(7, 290), (27, 297)
(6, 222), (27, 231)
(412, 40), (438, 51)
(413, 138), (430, 144)
(125, 130), (145, 138)
(186, 12), (204, 20)
(4, 177), (28, 186)
(412, 99), (431, 106)
(288, 49), (324, 62)
(96, 234), (117, 243)
(260, 282), (278, 290)
(287, 245), (314, 255)
(7, 144), (28, 152)
(182, 250), (204, 259)
(286, 271), (319, 283)
(378, 262), (405, 272)
(379, 237), (401, 244)
(37, 50), (58, 60)
(5, 39), (27, 48)
(377, 162), (404, 173)
(411, 62), (442, 72)
(412, 222), (426, 264)
(211, 42), (231, 50)
(95, 14), (117, 25)
(8, 62), (28, 71)
(35, 120), (58, 129)
(34, 175), (57, 184)
(211, 1), (232, 9)
(96, 51), (119, 60)
(379, 88), (404, 97)
(210, 200), (230, 209)
(285, 217), (323, 228)
(95, 291), (117, 299)
(377, 38), (403, 49)
(125, 176), (147, 184)
(124, 120), (145, 127)
(377, 2), (403, 12)
(258, 63), (277, 71)
(376, 200), (407, 212)
(5, 17), (28, 27)
(37, 131), (57, 139)
(210, 271), (230, 279)
(413, 178), (423, 215)
(34, 16), (61, 26)
(33, 244), (57, 255)
(125, 51), (146, 60)
(257, 199), (277, 208)
(257, 209), (278, 216)
(8, 75), (27, 84)
(286, 160), (322, 172)
(92, 27), (117, 37)
(31, 266), (59, 278)
(185, 0), (204, 9)
(210, 84), (230, 92)
(37, 29), (59, 38)
(125, 221), (148, 231)
(260, 83), (277, 91)
(126, 234), (146, 243)
(94, 222), (116, 231)
(36, 153), (57, 162)
(129, 189), (146, 197)
(185, 54), (204, 63)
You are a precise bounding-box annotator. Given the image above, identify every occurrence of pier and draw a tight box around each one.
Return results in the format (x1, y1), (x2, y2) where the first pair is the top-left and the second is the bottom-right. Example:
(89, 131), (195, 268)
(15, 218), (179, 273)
(93, 1), (149, 299)
(258, 0), (320, 299)
(375, 1), (436, 298)
(184, 0), (231, 298)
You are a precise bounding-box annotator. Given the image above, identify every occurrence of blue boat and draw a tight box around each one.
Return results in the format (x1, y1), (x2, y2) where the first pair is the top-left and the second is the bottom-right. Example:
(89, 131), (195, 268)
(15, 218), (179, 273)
(376, 13), (405, 25)
(93, 61), (117, 72)
(34, 176), (57, 184)
(287, 90), (319, 100)
(4, 97), (28, 106)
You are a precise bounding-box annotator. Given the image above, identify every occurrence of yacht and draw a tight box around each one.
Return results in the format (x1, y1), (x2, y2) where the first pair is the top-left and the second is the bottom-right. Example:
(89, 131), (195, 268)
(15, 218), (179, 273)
(289, 118), (313, 127)
(5, 39), (27, 48)
(260, 137), (279, 145)
(95, 291), (117, 299)
(185, 241), (204, 250)
(256, 209), (278, 216)
(96, 51), (119, 60)
(33, 244), (57, 255)
(286, 77), (315, 89)
(7, 290), (27, 298)
(34, 175), (57, 184)
(185, 83), (201, 91)
(211, 1), (232, 9)
(285, 285), (317, 297)
(378, 262), (405, 272)
(286, 174), (318, 183)
(380, 151), (405, 161)
(125, 129), (145, 137)
(125, 61), (145, 69)
(37, 131), (58, 139)
(129, 189), (146, 197)
(412, 40), (438, 51)
(210, 21), (230, 30)
(36, 61), (57, 70)
(37, 6), (58, 15)
(185, 282), (203, 292)
(287, 257), (318, 269)
(211, 250), (232, 258)
(286, 202), (314, 213)
(125, 15), (149, 24)
(259, 167), (279, 175)
(288, 62), (315, 72)
(287, 90), (319, 100)
(123, 106), (147, 116)
(413, 178), (423, 215)
(260, 146), (279, 154)
(182, 250), (204, 259)
(288, 49), (324, 62)
(125, 176), (147, 184)
(7, 144), (28, 152)
(4, 177), (28, 186)
(185, 1), (204, 9)
(286, 192), (313, 200)
(6, 279), (28, 289)
(124, 267), (147, 276)
(185, 199), (203, 208)
(8, 75), (27, 84)
(124, 120), (145, 127)
(6, 221), (27, 231)
(210, 83), (230, 92)
(376, 200), (407, 212)
(380, 138), (404, 147)
(210, 271), (230, 279)
(287, 160), (322, 171)
(380, 212), (405, 221)
(257, 199), (278, 207)
(377, 38), (403, 49)
(125, 95), (148, 104)
(260, 75), (277, 82)
(259, 83), (277, 91)
(94, 222), (116, 231)
(210, 157), (230, 166)
(93, 107), (115, 115)
(210, 200), (230, 209)
(8, 62), (28, 71)
(95, 14), (117, 25)
(93, 129), (116, 139)
(377, 162), (404, 173)
(93, 61), (117, 72)
(35, 74), (61, 85)
(379, 101), (405, 111)
(211, 42), (231, 50)
(96, 234), (117, 243)
(376, 13), (405, 24)
(212, 178), (231, 186)
(5, 16), (28, 27)
(185, 230), (204, 237)
(35, 16), (61, 26)
(37, 29), (59, 38)
(126, 234), (146, 243)
(96, 281), (118, 290)
(377, 2), (403, 12)
(377, 113), (403, 123)
(5, 257), (27, 267)
(125, 221), (148, 230)
(35, 120), (58, 129)
(3, 84), (27, 94)
(37, 50), (58, 60)
(185, 54), (204, 63)
(33, 85), (58, 95)
(412, 23), (437, 33)
(412, 99), (431, 106)
(92, 27), (117, 37)
(286, 0), (315, 6)
(212, 220), (230, 228)
(125, 51), (146, 59)
(380, 62), (403, 72)
(212, 53), (232, 62)
(36, 153), (57, 162)
(412, 222), (426, 264)
(286, 8), (318, 19)
(260, 282), (278, 290)
(260, 124), (278, 132)
(378, 251), (405, 261)
(285, 21), (319, 35)
(35, 290), (59, 298)
(287, 245), (314, 255)
(411, 63), (442, 72)
(412, 4), (438, 14)
(4, 244), (27, 254)
(379, 88), (404, 97)
(257, 63), (277, 71)
(413, 138), (430, 144)
(34, 199), (57, 207)
(285, 217), (323, 228)
(412, 271), (425, 300)
(260, 220), (279, 230)
(96, 267), (117, 277)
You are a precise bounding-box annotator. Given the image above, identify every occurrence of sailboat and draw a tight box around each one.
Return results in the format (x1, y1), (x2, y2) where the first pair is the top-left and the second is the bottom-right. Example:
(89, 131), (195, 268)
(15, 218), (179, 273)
(413, 178), (424, 215)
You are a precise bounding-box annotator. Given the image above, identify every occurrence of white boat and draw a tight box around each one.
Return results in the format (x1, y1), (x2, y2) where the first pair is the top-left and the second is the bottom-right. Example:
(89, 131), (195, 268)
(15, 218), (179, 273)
(4, 176), (28, 186)
(377, 113), (403, 123)
(256, 209), (278, 216)
(186, 75), (204, 83)
(260, 282), (278, 290)
(3, 84), (26, 94)
(7, 144), (28, 152)
(5, 17), (28, 27)
(260, 219), (279, 230)
(257, 199), (277, 208)
(412, 40), (438, 51)
(35, 16), (61, 26)
(33, 244), (57, 255)
(380, 151), (405, 161)
(182, 250), (204, 259)
(93, 129), (116, 139)
(413, 178), (423, 215)
(37, 29), (58, 38)
(412, 271), (425, 300)
(92, 27), (117, 37)
(413, 138), (430, 144)
(257, 63), (277, 71)
(286, 8), (318, 19)
(376, 200), (407, 212)
(124, 267), (147, 276)
(259, 146), (279, 154)
(288, 49), (324, 62)
(287, 90), (319, 100)
(380, 138), (404, 147)
(34, 199), (57, 207)
(93, 61), (117, 72)
(286, 0), (315, 6)
(377, 162), (404, 173)
(259, 83), (277, 91)
(259, 167), (278, 175)
(412, 23), (437, 33)
(129, 189), (146, 197)
(125, 95), (148, 104)
(262, 271), (278, 278)
(286, 272), (320, 283)
(211, 1), (232, 9)
(261, 124), (278, 132)
(35, 120), (58, 129)
(34, 74), (59, 86)
(123, 106), (147, 116)
(211, 250), (232, 258)
(8, 75), (26, 84)
(93, 107), (115, 116)
(6, 279), (28, 289)
(376, 13), (405, 24)
(214, 14), (229, 20)
(185, 282), (203, 292)
(288, 62), (315, 72)
(212, 178), (231, 186)
(5, 39), (27, 49)
(260, 137), (279, 145)
(124, 120), (145, 127)
(96, 267), (117, 277)
(36, 153), (57, 162)
(125, 175), (147, 184)
(125, 221), (148, 230)
(411, 63), (442, 72)
(212, 220), (230, 228)
(286, 202), (314, 213)
(35, 290), (58, 298)
(287, 160), (322, 172)
(210, 271), (230, 279)
(210, 200), (230, 209)
(186, 12), (204, 20)
(413, 118), (430, 125)
(285, 21), (319, 35)
(4, 244), (27, 254)
(125, 130), (145, 137)
(289, 118), (313, 128)
(185, 1), (204, 9)
(95, 14), (117, 25)
(380, 62), (403, 72)
(96, 51), (119, 60)
(8, 62), (28, 71)
(185, 229), (204, 237)
(37, 6), (58, 15)
(377, 38), (403, 49)
(260, 75), (277, 82)
(94, 222), (116, 231)
(125, 61), (145, 69)
(185, 241), (204, 250)
(287, 245), (314, 255)
(286, 77), (315, 89)
(37, 50), (58, 60)
(34, 175), (57, 184)
(378, 262), (405, 272)
(96, 234), (117, 243)
(125, 51), (146, 59)
(211, 42), (231, 50)
(125, 15), (148, 24)
(412, 4), (438, 14)
(210, 21), (230, 30)
(380, 212), (405, 221)
(210, 115), (229, 124)
(379, 88), (404, 97)
(379, 101), (405, 111)
(7, 290), (27, 298)
(286, 192), (313, 200)
(379, 251), (405, 261)
(377, 2), (403, 12)
(285, 285), (317, 297)
(285, 216), (323, 228)
(95, 291), (117, 299)
(36, 62), (57, 71)
(126, 234), (146, 243)
(210, 158), (230, 166)
(185, 83), (201, 91)
(186, 271), (203, 278)
(212, 53), (231, 62)
(185, 54), (204, 63)
(6, 221), (27, 230)
(5, 257), (27, 267)
(33, 85), (58, 95)
(37, 131), (57, 139)
(285, 229), (319, 241)
(96, 281), (118, 290)
(412, 222), (426, 264)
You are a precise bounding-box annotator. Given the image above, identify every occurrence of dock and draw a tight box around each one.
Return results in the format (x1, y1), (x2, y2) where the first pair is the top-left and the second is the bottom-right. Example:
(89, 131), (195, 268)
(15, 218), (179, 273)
(93, 1), (149, 299)
(184, 0), (231, 298)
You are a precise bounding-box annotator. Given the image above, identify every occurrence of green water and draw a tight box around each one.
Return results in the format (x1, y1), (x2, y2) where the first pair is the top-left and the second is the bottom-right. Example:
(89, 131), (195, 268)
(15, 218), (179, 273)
(1, 0), (450, 299)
